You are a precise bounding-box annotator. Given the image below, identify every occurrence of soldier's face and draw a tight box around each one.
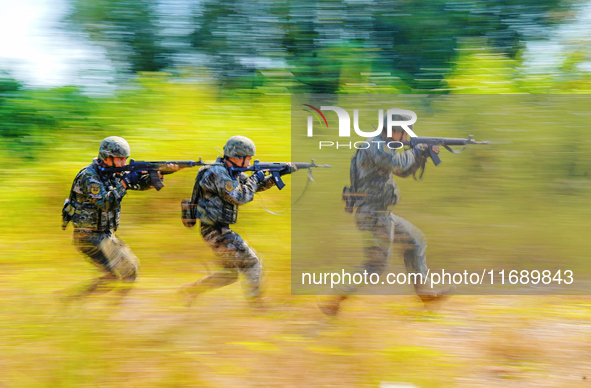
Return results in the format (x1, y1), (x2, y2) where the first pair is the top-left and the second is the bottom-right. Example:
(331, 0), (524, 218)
(114, 157), (128, 167)
(241, 156), (252, 167)
(389, 131), (408, 142)
(105, 157), (128, 167)
(226, 156), (252, 168)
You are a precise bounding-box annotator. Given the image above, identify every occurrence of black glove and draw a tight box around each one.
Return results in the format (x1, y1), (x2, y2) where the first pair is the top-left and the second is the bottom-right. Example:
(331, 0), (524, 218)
(253, 171), (266, 182)
(279, 165), (294, 176)
(122, 171), (142, 187)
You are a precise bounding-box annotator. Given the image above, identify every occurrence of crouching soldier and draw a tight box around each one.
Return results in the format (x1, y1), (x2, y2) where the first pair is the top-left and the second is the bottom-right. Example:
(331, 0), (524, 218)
(62, 136), (178, 301)
(178, 136), (289, 307)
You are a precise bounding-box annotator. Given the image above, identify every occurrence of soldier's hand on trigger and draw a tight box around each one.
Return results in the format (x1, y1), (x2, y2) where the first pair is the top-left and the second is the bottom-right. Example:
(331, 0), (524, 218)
(122, 170), (144, 188)
(415, 144), (439, 154)
(253, 170), (267, 182)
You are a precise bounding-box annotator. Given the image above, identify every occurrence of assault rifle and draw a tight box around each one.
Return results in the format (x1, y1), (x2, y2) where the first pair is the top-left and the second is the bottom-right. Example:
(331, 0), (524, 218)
(404, 135), (489, 166)
(228, 159), (332, 190)
(100, 158), (221, 190)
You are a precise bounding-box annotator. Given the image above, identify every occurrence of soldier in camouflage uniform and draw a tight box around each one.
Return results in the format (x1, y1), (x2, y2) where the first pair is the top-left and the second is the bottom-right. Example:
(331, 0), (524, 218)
(178, 136), (287, 307)
(62, 136), (177, 299)
(319, 113), (454, 316)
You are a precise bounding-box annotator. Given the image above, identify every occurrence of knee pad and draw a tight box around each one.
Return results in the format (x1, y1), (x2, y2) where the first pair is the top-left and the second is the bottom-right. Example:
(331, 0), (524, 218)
(115, 257), (139, 281)
(121, 274), (137, 283)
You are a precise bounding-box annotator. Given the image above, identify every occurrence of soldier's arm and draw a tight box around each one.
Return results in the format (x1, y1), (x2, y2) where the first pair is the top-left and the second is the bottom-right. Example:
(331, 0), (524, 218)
(256, 176), (276, 192)
(210, 168), (260, 206)
(125, 163), (179, 191)
(365, 144), (426, 177)
(79, 174), (126, 211)
(123, 172), (154, 191)
(393, 148), (427, 178)
(238, 172), (274, 193)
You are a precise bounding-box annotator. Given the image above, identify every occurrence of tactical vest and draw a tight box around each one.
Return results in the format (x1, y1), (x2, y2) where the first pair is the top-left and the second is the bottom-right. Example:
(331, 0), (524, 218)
(69, 163), (122, 232)
(182, 165), (239, 227)
(343, 149), (400, 212)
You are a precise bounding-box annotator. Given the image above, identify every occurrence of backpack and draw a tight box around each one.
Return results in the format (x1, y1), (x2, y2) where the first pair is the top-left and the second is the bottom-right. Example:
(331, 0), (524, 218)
(181, 166), (209, 228)
(342, 150), (359, 213)
(61, 167), (86, 230)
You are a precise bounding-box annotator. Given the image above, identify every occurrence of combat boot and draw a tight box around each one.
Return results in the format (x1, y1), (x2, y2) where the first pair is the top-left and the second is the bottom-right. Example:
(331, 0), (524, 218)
(176, 283), (203, 307)
(317, 295), (348, 316)
(414, 284), (456, 304)
(246, 294), (268, 311)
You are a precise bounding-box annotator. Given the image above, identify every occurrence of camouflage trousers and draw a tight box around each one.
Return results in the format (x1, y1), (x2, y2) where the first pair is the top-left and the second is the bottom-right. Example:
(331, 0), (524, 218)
(194, 223), (262, 299)
(353, 204), (429, 286)
(73, 230), (139, 281)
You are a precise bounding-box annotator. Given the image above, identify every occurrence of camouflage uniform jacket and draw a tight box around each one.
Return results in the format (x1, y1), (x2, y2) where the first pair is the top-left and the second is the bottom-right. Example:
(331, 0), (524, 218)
(191, 157), (275, 226)
(351, 135), (427, 209)
(71, 158), (153, 232)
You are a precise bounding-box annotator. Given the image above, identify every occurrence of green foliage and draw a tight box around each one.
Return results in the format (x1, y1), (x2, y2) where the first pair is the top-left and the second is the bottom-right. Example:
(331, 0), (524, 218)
(0, 76), (56, 159)
(62, 0), (578, 93)
(185, 0), (576, 92)
(0, 75), (101, 160)
(0, 73), (22, 94)
(66, 0), (172, 73)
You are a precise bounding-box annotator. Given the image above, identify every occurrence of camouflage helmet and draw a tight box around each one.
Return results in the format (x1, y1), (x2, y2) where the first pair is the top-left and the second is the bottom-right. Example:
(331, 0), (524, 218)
(98, 136), (131, 160)
(383, 112), (413, 133)
(223, 136), (256, 158)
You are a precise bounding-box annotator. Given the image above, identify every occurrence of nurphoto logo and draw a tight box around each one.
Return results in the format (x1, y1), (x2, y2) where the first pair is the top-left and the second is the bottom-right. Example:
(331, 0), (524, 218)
(303, 105), (418, 150)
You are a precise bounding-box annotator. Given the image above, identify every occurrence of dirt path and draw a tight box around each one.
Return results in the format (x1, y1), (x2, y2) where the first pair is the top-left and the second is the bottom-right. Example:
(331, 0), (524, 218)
(2, 286), (591, 387)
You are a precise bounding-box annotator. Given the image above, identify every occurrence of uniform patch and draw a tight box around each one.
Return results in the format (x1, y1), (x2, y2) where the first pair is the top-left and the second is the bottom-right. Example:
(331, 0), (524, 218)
(225, 180), (234, 192)
(90, 183), (101, 195)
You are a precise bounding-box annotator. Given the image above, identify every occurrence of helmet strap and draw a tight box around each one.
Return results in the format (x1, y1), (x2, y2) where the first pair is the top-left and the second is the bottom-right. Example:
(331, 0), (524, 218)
(224, 156), (247, 168)
(101, 157), (114, 167)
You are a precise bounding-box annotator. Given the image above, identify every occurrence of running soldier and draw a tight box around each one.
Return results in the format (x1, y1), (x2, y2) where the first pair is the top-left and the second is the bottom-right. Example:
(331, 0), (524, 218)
(319, 113), (454, 316)
(178, 136), (292, 307)
(62, 136), (178, 300)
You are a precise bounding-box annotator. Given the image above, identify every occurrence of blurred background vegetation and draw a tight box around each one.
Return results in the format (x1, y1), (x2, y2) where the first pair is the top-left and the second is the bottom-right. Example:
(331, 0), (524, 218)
(1, 0), (591, 387)
(3, 0), (591, 160)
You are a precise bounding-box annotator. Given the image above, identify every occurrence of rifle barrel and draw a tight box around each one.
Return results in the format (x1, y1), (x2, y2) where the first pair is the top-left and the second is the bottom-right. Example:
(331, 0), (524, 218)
(407, 136), (488, 146)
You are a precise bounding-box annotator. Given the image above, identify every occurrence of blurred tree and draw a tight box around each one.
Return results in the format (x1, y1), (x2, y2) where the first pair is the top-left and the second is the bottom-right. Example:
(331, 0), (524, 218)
(0, 74), (56, 159)
(0, 75), (22, 96)
(187, 0), (573, 92)
(445, 38), (520, 93)
(281, 0), (341, 93)
(360, 0), (570, 91)
(66, 0), (172, 73)
(0, 73), (99, 160)
(62, 0), (574, 92)
(189, 0), (287, 89)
